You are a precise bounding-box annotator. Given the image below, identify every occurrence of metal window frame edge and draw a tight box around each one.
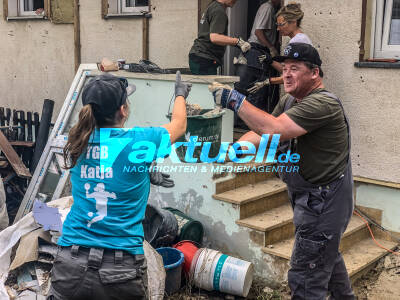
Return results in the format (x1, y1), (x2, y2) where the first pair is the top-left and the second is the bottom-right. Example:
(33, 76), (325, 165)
(381, 0), (400, 55)
(373, 0), (400, 58)
(120, 0), (150, 13)
(14, 64), (98, 223)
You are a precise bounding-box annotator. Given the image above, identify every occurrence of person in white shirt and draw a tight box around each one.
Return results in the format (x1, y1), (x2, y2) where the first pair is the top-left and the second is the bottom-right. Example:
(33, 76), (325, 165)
(276, 2), (312, 46)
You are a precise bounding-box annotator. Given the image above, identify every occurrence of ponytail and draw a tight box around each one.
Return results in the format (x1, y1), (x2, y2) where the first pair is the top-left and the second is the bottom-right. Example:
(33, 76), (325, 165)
(63, 105), (96, 169)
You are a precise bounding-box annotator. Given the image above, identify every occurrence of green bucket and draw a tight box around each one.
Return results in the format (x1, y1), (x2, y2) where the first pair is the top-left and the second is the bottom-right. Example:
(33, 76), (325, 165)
(167, 109), (224, 162)
(164, 207), (204, 244)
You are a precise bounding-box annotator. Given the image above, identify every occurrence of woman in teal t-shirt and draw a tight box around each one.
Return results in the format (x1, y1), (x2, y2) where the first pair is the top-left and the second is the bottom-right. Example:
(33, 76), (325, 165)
(48, 72), (191, 300)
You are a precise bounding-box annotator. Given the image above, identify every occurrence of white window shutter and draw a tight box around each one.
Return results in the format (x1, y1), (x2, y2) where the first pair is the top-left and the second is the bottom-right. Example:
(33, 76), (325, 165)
(6, 0), (19, 18)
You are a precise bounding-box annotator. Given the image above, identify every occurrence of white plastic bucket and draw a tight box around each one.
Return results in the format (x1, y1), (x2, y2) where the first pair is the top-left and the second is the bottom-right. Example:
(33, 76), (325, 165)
(192, 248), (254, 297)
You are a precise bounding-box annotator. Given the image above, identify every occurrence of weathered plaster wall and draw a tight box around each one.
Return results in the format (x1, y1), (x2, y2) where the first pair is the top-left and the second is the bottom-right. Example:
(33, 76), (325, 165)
(1, 0), (198, 118)
(0, 17), (74, 117)
(355, 183), (400, 232)
(80, 0), (197, 69)
(286, 0), (400, 183)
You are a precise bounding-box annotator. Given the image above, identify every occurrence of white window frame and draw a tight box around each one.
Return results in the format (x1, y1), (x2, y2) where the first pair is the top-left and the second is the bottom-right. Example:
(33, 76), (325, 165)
(120, 0), (150, 14)
(372, 0), (400, 58)
(18, 0), (44, 17)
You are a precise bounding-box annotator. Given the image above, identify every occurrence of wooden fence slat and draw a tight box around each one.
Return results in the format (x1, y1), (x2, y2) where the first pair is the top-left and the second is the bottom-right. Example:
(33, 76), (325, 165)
(0, 131), (31, 178)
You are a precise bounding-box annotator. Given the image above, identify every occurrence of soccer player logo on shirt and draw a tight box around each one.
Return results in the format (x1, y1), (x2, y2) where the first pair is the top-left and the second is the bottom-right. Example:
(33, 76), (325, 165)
(85, 183), (117, 228)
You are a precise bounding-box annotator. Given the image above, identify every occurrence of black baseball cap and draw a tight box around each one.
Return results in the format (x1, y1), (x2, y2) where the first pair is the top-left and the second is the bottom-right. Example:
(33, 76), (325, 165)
(82, 74), (136, 116)
(273, 43), (322, 66)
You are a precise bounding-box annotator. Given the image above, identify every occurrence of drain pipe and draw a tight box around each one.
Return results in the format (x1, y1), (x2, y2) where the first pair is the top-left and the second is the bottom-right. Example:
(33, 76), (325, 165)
(74, 0), (81, 72)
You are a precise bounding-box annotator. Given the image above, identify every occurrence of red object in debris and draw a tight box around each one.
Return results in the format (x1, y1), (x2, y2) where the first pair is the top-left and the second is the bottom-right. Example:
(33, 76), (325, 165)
(173, 240), (199, 274)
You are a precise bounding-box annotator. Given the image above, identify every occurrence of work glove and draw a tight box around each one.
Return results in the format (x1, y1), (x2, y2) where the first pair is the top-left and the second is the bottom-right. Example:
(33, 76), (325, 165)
(233, 55), (247, 65)
(247, 79), (270, 94)
(236, 37), (251, 53)
(269, 47), (279, 57)
(209, 82), (246, 113)
(149, 161), (175, 188)
(258, 54), (273, 66)
(174, 71), (192, 99)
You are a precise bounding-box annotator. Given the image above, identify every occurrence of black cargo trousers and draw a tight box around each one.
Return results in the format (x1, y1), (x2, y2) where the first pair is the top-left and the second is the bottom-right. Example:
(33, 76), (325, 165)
(234, 43), (272, 112)
(279, 92), (355, 299)
(285, 166), (355, 300)
(48, 246), (148, 300)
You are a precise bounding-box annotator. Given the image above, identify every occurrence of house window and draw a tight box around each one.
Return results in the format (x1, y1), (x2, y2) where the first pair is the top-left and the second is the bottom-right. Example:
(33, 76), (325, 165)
(102, 0), (150, 17)
(18, 0), (44, 16)
(373, 0), (400, 58)
(122, 0), (149, 13)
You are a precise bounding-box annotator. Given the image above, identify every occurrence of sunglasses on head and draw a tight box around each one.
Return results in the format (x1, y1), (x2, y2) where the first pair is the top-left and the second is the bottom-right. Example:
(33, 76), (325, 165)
(276, 21), (288, 27)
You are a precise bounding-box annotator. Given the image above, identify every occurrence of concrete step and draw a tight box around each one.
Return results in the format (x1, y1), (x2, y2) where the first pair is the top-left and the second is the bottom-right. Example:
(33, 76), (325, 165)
(261, 215), (370, 258)
(343, 238), (398, 281)
(213, 178), (288, 219)
(236, 203), (294, 245)
(262, 236), (397, 281)
(338, 216), (370, 252)
(215, 166), (277, 194)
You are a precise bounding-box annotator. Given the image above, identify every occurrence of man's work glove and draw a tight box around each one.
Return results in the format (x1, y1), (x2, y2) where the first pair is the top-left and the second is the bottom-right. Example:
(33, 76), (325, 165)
(247, 79), (270, 94)
(236, 37), (251, 53)
(150, 161), (175, 188)
(175, 71), (192, 99)
(269, 47), (279, 57)
(209, 82), (246, 113)
(258, 54), (273, 66)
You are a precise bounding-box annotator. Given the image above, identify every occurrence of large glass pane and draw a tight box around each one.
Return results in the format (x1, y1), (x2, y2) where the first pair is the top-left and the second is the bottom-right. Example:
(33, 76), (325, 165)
(126, 0), (135, 7)
(62, 77), (91, 134)
(23, 0), (33, 11)
(23, 0), (44, 11)
(389, 0), (400, 44)
(126, 0), (148, 7)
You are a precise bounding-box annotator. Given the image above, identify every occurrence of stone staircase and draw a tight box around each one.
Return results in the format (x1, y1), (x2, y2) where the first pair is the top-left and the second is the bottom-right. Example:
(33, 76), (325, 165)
(213, 163), (398, 283)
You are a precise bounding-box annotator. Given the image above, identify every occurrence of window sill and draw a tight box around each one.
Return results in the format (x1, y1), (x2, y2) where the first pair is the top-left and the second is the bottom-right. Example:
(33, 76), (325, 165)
(354, 61), (400, 69)
(104, 12), (152, 19)
(7, 15), (46, 21)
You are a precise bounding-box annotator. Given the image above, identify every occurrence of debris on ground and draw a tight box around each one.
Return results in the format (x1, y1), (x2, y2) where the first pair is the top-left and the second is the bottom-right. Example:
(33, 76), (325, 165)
(353, 250), (400, 299)
(0, 197), (167, 300)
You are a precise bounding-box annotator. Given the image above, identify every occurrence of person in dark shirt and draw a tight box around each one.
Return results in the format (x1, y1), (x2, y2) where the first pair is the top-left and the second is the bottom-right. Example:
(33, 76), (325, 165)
(189, 0), (251, 75)
(210, 43), (355, 300)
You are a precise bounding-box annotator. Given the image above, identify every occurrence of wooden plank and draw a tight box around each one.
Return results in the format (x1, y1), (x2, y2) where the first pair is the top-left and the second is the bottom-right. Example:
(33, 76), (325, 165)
(3, 0), (8, 21)
(74, 0), (81, 72)
(9, 141), (35, 147)
(0, 131), (31, 178)
(354, 176), (400, 189)
(101, 0), (108, 19)
(142, 16), (149, 60)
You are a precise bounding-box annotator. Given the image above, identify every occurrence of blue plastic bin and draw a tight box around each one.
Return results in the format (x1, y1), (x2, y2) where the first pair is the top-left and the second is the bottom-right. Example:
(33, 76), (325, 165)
(156, 247), (184, 295)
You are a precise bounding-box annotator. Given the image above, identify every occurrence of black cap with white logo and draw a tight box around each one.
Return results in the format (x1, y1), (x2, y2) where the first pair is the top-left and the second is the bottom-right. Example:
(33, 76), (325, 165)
(273, 43), (322, 66)
(82, 74), (136, 117)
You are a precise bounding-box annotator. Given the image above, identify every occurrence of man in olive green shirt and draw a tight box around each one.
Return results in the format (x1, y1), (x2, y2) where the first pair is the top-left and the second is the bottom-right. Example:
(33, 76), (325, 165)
(271, 89), (348, 185)
(189, 0), (251, 75)
(210, 43), (355, 299)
